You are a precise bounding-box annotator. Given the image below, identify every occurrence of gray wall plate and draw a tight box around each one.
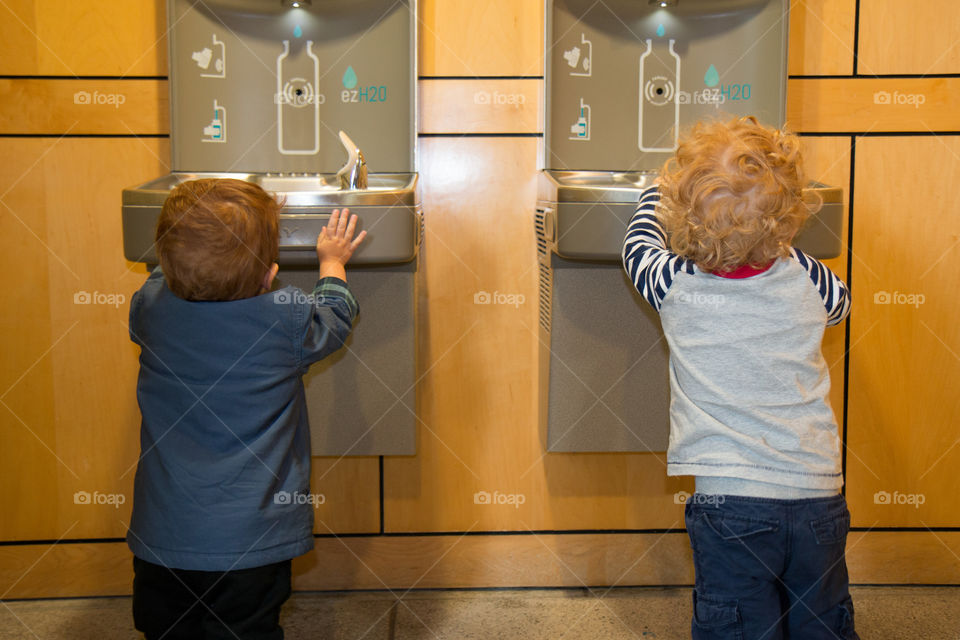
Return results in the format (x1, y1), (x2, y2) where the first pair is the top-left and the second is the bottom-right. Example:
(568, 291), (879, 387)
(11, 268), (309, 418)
(539, 254), (672, 453)
(280, 263), (417, 456)
(546, 0), (788, 171)
(168, 0), (415, 173)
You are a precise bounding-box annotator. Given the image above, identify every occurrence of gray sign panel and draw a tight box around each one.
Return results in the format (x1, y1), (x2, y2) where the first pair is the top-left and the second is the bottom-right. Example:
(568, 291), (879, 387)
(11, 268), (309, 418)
(547, 0), (788, 171)
(168, 0), (414, 173)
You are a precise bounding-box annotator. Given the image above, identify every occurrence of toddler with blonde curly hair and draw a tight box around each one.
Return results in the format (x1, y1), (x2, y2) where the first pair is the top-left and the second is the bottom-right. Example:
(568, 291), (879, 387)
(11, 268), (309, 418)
(623, 117), (858, 640)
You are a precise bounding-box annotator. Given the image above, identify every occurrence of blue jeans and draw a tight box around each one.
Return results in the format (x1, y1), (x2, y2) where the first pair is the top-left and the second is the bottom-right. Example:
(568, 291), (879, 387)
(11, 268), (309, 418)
(685, 494), (859, 640)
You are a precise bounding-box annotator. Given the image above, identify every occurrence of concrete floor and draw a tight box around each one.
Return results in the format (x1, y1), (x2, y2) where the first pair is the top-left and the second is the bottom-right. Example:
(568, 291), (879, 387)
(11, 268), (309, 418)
(1, 586), (958, 639)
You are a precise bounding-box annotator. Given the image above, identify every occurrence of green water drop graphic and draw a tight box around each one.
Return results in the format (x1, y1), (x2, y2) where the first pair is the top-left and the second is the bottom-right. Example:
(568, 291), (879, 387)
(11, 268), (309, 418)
(293, 24), (302, 38)
(704, 64), (720, 87)
(656, 24), (665, 37)
(342, 66), (358, 89)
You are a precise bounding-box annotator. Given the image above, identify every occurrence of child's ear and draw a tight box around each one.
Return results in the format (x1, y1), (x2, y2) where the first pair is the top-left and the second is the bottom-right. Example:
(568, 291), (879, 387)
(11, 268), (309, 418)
(262, 263), (279, 292)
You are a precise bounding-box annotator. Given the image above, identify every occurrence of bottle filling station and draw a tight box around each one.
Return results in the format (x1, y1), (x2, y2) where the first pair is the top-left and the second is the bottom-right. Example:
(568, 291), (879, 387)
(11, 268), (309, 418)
(122, 0), (420, 455)
(538, 0), (844, 452)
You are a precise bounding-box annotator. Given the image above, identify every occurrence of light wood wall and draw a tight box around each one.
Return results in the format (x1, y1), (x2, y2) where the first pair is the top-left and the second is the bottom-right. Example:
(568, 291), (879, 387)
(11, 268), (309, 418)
(1, 0), (959, 597)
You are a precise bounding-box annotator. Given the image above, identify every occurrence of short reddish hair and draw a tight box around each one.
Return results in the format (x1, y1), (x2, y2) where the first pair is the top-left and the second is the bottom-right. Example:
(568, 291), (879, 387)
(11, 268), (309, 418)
(156, 179), (280, 301)
(657, 116), (820, 273)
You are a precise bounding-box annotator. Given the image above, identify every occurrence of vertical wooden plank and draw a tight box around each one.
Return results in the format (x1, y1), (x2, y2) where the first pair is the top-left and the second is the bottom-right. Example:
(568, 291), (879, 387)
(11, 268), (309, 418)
(858, 0), (960, 75)
(788, 0), (856, 76)
(0, 140), (58, 541)
(43, 139), (164, 538)
(420, 0), (544, 76)
(848, 136), (960, 526)
(383, 136), (543, 531)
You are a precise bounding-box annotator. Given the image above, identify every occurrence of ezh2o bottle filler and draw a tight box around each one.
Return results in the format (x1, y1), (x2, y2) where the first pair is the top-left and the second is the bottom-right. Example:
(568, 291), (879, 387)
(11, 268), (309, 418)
(538, 0), (844, 452)
(122, 0), (421, 455)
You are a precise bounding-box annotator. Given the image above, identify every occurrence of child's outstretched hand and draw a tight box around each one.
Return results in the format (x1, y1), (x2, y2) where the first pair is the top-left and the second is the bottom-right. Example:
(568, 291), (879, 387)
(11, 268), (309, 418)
(316, 208), (366, 280)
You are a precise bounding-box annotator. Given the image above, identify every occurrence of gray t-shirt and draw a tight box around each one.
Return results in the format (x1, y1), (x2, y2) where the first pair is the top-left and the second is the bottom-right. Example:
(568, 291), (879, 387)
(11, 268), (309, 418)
(622, 186), (851, 498)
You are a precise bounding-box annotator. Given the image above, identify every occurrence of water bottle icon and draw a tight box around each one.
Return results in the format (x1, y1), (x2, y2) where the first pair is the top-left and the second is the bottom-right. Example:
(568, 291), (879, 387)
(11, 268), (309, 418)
(277, 40), (320, 155)
(639, 38), (681, 153)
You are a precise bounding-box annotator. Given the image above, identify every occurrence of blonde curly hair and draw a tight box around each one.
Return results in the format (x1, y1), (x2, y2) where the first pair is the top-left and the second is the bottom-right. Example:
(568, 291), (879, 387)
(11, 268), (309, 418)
(656, 116), (820, 273)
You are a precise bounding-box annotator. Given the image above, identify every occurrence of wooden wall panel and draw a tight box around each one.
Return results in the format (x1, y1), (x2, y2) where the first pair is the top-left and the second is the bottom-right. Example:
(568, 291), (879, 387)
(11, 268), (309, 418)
(0, 1), (166, 76)
(3, 531), (959, 598)
(311, 459), (381, 534)
(858, 0), (960, 75)
(787, 0), (856, 76)
(419, 0), (543, 76)
(786, 78), (960, 133)
(420, 79), (541, 134)
(0, 79), (169, 135)
(2, 0), (960, 599)
(297, 531), (960, 588)
(0, 141), (59, 541)
(0, 138), (164, 541)
(847, 136), (960, 527)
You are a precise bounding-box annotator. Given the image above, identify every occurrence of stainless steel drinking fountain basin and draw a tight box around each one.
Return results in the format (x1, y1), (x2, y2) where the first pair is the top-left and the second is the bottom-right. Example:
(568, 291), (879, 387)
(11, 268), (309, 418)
(121, 172), (421, 267)
(538, 170), (844, 262)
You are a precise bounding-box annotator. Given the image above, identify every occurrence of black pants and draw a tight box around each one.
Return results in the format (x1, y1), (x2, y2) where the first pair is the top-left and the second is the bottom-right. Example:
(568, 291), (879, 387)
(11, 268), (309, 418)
(132, 556), (291, 640)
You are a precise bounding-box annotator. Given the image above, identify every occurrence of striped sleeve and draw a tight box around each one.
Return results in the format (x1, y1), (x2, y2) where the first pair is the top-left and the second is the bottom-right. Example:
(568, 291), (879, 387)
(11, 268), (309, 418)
(788, 247), (851, 326)
(622, 186), (695, 312)
(298, 276), (360, 368)
(312, 276), (359, 320)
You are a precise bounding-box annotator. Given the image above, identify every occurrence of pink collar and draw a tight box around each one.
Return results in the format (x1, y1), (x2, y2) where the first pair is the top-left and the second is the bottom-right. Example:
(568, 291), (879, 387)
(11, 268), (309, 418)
(712, 261), (775, 279)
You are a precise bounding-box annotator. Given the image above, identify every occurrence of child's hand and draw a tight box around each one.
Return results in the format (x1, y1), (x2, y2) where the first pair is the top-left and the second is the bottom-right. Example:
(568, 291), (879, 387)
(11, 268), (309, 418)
(316, 208), (366, 266)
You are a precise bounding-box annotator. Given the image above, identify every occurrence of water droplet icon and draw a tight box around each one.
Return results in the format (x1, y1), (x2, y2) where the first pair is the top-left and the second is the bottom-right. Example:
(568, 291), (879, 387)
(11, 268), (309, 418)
(704, 64), (720, 87)
(656, 24), (665, 37)
(342, 66), (358, 89)
(293, 24), (302, 38)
